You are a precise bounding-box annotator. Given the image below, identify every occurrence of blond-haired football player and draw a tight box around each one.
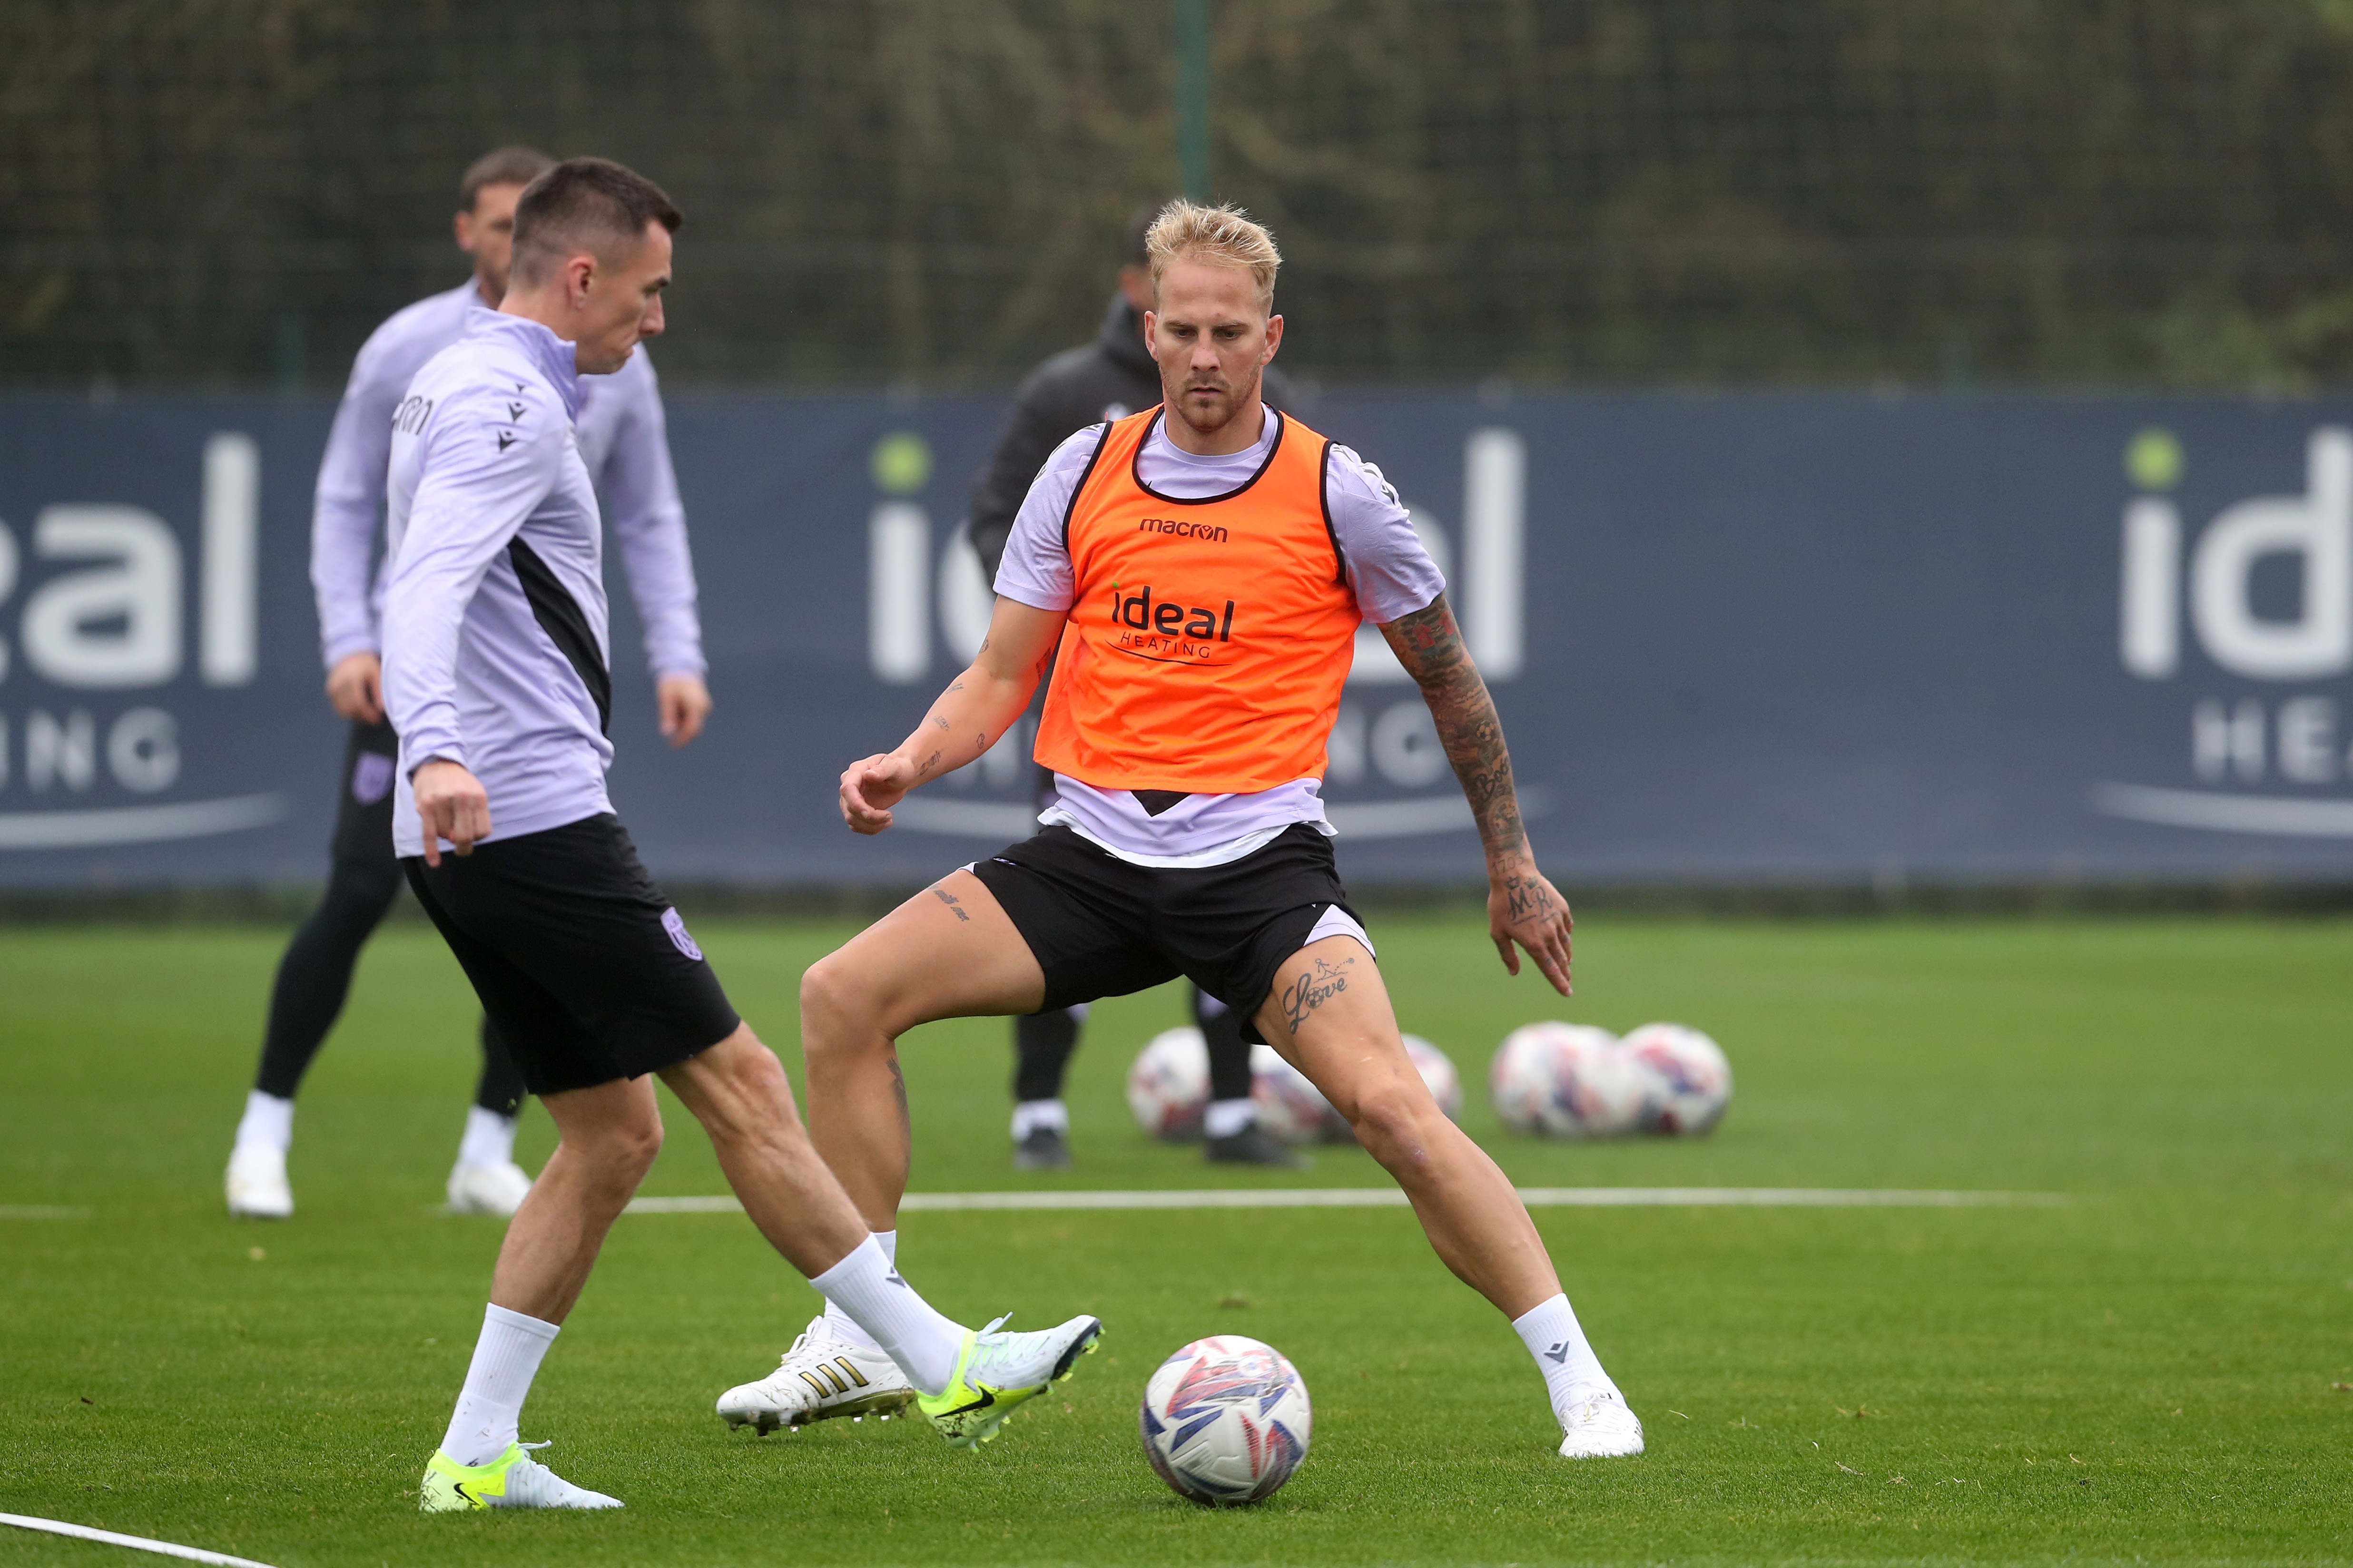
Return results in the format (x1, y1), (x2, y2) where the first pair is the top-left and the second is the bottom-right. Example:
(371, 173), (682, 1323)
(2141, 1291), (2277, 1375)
(719, 199), (1641, 1460)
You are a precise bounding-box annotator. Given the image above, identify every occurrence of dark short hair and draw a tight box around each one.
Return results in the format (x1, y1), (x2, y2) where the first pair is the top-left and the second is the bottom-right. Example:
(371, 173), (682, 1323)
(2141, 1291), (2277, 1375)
(457, 146), (555, 214)
(509, 157), (684, 286)
(1123, 205), (1161, 268)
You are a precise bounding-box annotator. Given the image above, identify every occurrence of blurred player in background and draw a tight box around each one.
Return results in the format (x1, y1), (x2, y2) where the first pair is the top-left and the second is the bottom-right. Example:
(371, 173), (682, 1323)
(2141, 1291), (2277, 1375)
(798, 200), (1643, 1462)
(966, 206), (1297, 1170)
(225, 146), (713, 1222)
(387, 160), (1098, 1508)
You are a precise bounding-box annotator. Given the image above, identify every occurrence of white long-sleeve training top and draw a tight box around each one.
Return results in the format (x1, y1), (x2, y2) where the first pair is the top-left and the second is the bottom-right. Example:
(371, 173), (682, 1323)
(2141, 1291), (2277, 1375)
(381, 314), (615, 857)
(310, 279), (705, 682)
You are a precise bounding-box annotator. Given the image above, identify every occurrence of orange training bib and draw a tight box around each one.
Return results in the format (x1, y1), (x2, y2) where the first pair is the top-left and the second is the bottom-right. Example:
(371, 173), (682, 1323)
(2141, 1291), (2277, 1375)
(1032, 408), (1362, 795)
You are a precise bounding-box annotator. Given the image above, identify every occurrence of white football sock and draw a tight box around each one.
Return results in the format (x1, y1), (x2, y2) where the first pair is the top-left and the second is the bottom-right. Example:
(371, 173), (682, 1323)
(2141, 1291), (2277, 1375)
(1010, 1099), (1068, 1140)
(440, 1303), (559, 1466)
(1512, 1293), (1615, 1421)
(456, 1106), (519, 1170)
(1203, 1098), (1257, 1139)
(822, 1229), (894, 1348)
(811, 1233), (960, 1396)
(234, 1091), (294, 1154)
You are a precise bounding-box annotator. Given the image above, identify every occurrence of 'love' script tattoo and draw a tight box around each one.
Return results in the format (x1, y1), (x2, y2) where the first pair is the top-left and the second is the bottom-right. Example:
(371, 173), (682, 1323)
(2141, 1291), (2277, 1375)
(1280, 956), (1354, 1034)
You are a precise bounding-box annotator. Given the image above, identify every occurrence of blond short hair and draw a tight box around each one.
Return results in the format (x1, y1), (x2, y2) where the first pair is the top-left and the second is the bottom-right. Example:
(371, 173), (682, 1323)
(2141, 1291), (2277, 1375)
(1146, 199), (1281, 311)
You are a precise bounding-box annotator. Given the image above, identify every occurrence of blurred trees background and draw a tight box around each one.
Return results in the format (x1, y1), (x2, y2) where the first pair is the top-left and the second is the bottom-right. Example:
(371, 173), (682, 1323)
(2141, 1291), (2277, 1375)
(9, 0), (2353, 389)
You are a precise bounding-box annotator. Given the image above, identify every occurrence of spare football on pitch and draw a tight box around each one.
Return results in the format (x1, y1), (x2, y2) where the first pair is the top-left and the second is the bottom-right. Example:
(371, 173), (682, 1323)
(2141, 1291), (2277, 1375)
(1622, 1021), (1733, 1135)
(1140, 1335), (1313, 1505)
(1489, 1021), (1647, 1138)
(1127, 1027), (1210, 1141)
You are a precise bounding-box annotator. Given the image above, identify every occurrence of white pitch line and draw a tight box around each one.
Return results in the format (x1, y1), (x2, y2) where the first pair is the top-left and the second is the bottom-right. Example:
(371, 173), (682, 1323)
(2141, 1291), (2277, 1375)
(0, 1514), (279, 1568)
(622, 1186), (2063, 1215)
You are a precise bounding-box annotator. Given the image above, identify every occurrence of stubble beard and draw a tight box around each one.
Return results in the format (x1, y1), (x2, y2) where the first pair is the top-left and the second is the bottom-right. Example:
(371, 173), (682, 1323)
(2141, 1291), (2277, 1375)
(1168, 363), (1263, 441)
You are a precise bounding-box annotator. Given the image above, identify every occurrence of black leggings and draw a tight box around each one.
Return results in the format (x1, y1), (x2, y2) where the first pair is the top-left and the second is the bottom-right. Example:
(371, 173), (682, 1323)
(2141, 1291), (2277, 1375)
(253, 854), (526, 1117)
(1012, 982), (1251, 1104)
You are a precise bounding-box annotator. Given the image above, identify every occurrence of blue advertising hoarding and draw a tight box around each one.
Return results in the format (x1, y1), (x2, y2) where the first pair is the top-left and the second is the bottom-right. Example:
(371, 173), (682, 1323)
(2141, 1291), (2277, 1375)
(0, 388), (2348, 888)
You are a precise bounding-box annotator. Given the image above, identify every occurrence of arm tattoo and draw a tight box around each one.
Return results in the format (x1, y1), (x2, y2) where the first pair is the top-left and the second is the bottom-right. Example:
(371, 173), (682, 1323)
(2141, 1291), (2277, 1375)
(1381, 595), (1526, 863)
(931, 715), (949, 730)
(1278, 956), (1354, 1034)
(916, 750), (943, 777)
(929, 882), (969, 922)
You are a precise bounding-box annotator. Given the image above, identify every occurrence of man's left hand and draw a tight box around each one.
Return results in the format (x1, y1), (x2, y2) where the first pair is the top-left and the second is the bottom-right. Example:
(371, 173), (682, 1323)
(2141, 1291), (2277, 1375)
(657, 674), (712, 748)
(1488, 863), (1573, 995)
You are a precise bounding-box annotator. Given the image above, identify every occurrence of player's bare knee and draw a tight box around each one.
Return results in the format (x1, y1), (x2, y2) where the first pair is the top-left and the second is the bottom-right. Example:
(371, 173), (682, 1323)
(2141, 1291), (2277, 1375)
(1349, 1080), (1437, 1170)
(722, 1040), (803, 1130)
(730, 1036), (788, 1094)
(613, 1112), (665, 1177)
(798, 952), (871, 1042)
(574, 1111), (663, 1187)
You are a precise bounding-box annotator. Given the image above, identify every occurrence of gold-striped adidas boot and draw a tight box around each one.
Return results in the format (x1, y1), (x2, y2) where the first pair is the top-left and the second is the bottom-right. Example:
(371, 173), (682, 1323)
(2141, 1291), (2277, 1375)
(716, 1314), (917, 1434)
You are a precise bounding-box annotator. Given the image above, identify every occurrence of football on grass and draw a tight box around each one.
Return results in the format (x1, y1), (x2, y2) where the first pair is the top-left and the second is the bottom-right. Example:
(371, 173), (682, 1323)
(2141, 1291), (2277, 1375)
(1140, 1335), (1313, 1505)
(1489, 1021), (1648, 1138)
(1622, 1021), (1733, 1135)
(1127, 1026), (1209, 1140)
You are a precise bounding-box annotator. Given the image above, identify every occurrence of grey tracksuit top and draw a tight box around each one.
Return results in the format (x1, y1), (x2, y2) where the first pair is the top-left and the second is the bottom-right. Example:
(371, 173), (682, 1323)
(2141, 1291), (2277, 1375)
(310, 280), (704, 684)
(381, 314), (618, 858)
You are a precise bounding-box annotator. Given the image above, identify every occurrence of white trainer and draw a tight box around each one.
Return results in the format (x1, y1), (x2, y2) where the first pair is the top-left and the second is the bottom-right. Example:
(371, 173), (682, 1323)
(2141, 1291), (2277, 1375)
(1556, 1386), (1645, 1458)
(446, 1159), (533, 1216)
(226, 1144), (293, 1219)
(717, 1314), (917, 1434)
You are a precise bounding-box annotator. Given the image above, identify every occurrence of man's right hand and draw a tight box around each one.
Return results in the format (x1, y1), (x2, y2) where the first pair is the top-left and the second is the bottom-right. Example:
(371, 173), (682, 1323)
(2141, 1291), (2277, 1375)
(839, 753), (919, 835)
(326, 651), (384, 725)
(413, 760), (491, 867)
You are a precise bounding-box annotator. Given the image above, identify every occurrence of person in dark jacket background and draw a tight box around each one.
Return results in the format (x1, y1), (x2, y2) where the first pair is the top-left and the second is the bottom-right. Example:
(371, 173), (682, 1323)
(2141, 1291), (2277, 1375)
(967, 207), (1298, 1173)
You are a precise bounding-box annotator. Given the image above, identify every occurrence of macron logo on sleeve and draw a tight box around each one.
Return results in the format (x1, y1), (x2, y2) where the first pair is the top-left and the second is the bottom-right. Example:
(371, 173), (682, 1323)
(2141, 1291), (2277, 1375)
(497, 431), (516, 452)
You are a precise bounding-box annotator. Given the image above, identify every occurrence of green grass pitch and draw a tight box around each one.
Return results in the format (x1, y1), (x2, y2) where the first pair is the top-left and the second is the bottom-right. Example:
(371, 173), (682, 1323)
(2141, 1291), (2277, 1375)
(1, 911), (2349, 1565)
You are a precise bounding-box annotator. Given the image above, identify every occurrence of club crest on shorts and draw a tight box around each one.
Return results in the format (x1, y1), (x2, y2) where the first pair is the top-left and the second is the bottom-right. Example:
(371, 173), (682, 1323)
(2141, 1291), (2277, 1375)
(661, 907), (703, 962)
(351, 751), (395, 806)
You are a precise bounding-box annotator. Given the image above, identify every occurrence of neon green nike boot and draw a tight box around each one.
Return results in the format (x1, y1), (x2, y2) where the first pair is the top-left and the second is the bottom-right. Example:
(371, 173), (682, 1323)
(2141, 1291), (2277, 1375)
(418, 1441), (622, 1511)
(918, 1313), (1103, 1448)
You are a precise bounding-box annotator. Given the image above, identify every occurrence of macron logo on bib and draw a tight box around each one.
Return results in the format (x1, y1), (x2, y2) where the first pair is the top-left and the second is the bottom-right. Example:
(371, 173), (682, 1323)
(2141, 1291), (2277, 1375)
(1137, 517), (1230, 542)
(661, 908), (703, 962)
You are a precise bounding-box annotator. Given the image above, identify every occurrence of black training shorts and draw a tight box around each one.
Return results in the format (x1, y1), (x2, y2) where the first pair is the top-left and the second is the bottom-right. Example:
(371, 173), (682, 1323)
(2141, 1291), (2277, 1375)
(403, 813), (740, 1096)
(969, 823), (1364, 1044)
(330, 717), (401, 865)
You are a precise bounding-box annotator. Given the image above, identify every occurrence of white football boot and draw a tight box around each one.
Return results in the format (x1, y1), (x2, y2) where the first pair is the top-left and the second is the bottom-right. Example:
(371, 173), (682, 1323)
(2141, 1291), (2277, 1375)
(717, 1314), (917, 1434)
(225, 1144), (293, 1219)
(446, 1159), (533, 1216)
(1556, 1385), (1645, 1458)
(917, 1312), (1103, 1447)
(419, 1441), (621, 1511)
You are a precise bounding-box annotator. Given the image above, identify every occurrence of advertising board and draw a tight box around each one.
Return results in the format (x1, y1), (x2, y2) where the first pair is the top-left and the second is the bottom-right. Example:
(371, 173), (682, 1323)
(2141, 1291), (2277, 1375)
(1, 390), (2346, 887)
